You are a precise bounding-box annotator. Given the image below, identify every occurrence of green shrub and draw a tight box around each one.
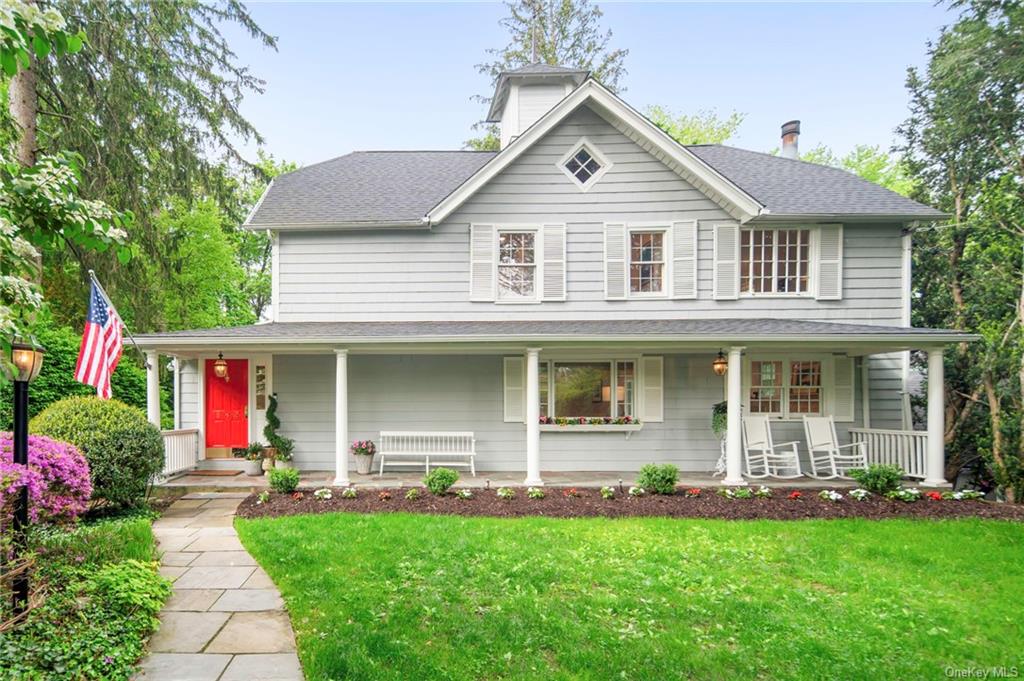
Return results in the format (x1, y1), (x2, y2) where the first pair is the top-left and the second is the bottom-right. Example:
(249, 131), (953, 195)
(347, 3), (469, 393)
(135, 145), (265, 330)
(423, 467), (459, 496)
(268, 467), (299, 494)
(848, 464), (904, 495)
(636, 463), (679, 495)
(30, 397), (164, 508)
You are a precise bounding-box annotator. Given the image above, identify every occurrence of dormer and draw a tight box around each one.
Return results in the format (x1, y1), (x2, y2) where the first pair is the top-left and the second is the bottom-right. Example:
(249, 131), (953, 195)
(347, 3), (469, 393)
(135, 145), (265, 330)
(486, 63), (589, 149)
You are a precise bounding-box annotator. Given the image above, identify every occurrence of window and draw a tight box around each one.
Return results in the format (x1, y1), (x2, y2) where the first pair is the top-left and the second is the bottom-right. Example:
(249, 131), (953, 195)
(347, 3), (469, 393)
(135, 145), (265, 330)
(748, 358), (823, 418)
(629, 231), (665, 294)
(540, 360), (636, 419)
(255, 364), (268, 410)
(740, 228), (810, 294)
(563, 147), (602, 185)
(497, 231), (536, 300)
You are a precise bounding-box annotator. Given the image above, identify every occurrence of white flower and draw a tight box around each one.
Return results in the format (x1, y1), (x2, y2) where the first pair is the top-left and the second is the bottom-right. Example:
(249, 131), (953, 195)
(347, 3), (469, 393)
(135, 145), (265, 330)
(818, 489), (843, 502)
(850, 488), (871, 501)
(628, 486), (646, 497)
(314, 487), (332, 501)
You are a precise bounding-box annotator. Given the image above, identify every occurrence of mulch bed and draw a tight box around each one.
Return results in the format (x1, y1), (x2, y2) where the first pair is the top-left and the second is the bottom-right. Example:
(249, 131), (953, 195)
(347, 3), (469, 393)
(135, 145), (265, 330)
(236, 486), (1024, 522)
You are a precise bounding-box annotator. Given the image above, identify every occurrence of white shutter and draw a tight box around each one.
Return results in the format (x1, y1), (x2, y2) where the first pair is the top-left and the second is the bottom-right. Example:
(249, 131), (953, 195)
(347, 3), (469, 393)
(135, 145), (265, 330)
(713, 223), (740, 300)
(830, 356), (855, 422)
(816, 224), (843, 300)
(470, 223), (495, 301)
(604, 222), (627, 300)
(640, 356), (664, 423)
(542, 223), (566, 301)
(671, 220), (697, 299)
(503, 357), (525, 423)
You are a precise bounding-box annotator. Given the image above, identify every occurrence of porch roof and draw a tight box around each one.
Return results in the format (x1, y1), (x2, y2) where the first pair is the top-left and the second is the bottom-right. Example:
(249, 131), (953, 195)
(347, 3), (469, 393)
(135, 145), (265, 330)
(135, 318), (971, 354)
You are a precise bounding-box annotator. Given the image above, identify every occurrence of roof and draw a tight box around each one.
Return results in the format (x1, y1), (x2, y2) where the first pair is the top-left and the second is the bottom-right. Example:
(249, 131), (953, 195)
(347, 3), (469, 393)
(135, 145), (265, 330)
(504, 63), (590, 76)
(246, 151), (496, 228)
(686, 145), (944, 219)
(485, 64), (590, 122)
(136, 319), (969, 347)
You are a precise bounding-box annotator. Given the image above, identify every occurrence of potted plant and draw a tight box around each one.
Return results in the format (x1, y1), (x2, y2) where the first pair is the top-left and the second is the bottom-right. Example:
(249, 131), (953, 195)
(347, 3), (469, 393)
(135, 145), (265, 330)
(351, 439), (376, 475)
(274, 438), (294, 469)
(264, 393), (296, 471)
(242, 442), (264, 476)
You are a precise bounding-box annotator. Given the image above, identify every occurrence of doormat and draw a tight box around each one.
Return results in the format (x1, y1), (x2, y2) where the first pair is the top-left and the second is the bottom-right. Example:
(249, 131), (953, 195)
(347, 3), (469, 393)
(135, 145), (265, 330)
(189, 470), (243, 477)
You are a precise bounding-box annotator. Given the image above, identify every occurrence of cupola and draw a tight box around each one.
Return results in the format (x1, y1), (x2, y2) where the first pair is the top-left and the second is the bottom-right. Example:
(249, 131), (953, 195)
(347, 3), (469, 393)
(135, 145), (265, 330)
(486, 64), (589, 149)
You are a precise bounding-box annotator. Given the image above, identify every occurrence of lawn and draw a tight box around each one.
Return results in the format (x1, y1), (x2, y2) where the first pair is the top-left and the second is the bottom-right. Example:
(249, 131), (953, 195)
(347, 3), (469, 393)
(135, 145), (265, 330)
(237, 513), (1023, 680)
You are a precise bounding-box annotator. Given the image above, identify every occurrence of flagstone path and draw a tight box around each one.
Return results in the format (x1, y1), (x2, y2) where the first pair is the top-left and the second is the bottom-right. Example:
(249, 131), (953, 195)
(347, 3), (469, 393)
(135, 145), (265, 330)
(136, 493), (303, 681)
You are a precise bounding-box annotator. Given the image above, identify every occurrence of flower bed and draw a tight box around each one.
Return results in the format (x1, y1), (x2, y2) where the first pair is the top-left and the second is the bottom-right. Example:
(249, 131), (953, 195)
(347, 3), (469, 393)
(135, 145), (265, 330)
(237, 486), (1024, 522)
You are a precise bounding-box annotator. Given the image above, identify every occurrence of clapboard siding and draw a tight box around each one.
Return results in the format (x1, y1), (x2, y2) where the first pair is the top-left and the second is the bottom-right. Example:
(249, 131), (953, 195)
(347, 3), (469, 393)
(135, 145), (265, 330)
(179, 359), (200, 431)
(271, 352), (868, 473)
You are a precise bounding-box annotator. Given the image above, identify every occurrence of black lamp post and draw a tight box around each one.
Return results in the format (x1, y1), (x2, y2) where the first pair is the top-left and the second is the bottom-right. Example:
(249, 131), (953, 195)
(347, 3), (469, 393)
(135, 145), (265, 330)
(8, 341), (44, 615)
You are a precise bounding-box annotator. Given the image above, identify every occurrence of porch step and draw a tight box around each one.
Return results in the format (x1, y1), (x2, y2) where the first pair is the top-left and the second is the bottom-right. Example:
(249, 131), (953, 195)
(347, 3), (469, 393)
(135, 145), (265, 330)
(197, 458), (249, 472)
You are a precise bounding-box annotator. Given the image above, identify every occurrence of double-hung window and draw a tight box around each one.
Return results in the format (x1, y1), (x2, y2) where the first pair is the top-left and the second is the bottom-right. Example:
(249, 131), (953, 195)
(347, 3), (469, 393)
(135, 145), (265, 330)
(497, 230), (537, 301)
(629, 230), (666, 295)
(539, 360), (636, 419)
(740, 228), (811, 295)
(748, 358), (823, 418)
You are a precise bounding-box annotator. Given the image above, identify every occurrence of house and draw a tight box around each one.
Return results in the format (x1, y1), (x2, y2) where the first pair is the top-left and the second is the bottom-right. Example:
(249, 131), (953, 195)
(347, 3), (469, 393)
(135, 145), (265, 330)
(138, 64), (966, 487)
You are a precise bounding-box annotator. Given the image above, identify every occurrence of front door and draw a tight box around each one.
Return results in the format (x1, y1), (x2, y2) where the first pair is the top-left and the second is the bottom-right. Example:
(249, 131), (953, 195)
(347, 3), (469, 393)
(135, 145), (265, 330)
(205, 358), (249, 451)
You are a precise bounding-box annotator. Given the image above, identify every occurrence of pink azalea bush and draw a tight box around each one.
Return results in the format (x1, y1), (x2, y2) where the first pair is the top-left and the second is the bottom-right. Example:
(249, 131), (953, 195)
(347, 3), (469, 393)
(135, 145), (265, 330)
(0, 433), (92, 523)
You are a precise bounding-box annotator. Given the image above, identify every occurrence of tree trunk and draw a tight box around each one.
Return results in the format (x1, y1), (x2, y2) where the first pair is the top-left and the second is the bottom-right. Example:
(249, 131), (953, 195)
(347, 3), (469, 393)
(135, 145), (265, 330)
(8, 36), (37, 166)
(983, 371), (1014, 503)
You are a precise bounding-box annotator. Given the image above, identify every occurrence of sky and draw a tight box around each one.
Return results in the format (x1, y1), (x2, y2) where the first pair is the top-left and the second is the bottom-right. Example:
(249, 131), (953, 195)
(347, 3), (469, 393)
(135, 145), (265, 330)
(222, 1), (955, 166)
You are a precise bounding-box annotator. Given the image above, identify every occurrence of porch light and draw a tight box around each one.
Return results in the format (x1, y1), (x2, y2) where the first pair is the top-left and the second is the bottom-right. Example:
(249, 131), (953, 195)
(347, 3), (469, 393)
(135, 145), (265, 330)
(712, 350), (728, 376)
(8, 341), (44, 383)
(213, 352), (229, 381)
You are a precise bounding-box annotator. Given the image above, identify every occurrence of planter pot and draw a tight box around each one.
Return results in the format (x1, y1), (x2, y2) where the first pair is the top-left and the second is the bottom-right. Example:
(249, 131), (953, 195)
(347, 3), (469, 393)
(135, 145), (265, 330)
(242, 460), (263, 476)
(355, 454), (374, 475)
(275, 459), (292, 470)
(261, 457), (274, 473)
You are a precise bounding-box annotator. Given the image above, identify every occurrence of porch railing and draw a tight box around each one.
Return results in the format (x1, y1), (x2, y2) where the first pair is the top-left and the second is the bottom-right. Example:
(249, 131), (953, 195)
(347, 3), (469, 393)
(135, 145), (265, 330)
(161, 428), (200, 478)
(848, 428), (928, 479)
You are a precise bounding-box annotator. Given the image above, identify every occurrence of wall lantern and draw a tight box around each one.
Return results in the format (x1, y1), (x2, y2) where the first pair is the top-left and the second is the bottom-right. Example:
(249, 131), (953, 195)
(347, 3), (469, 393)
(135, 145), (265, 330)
(8, 341), (45, 383)
(213, 352), (229, 381)
(712, 350), (728, 376)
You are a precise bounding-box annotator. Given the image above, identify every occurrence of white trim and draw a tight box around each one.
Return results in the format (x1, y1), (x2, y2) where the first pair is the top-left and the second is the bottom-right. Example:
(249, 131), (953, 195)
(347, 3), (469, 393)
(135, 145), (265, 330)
(270, 230), (280, 322)
(603, 222), (627, 300)
(738, 225), (814, 298)
(172, 357), (181, 430)
(244, 219), (428, 232)
(671, 219), (698, 300)
(861, 356), (872, 429)
(495, 225), (542, 304)
(815, 223), (844, 301)
(712, 222), (740, 300)
(625, 224), (671, 299)
(537, 356), (642, 421)
(900, 231), (913, 429)
(425, 80), (764, 224)
(742, 352), (850, 422)
(556, 136), (613, 192)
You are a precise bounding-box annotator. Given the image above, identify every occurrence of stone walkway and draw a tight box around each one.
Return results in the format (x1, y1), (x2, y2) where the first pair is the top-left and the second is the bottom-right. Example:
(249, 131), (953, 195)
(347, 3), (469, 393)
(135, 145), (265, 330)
(136, 493), (303, 681)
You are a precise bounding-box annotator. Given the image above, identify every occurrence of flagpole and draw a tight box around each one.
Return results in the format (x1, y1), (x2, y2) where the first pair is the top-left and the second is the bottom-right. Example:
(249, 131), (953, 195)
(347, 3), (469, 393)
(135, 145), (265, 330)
(87, 269), (151, 370)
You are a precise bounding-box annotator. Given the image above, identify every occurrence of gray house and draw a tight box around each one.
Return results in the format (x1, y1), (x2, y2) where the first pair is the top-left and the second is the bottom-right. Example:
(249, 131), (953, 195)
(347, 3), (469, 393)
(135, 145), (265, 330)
(138, 65), (963, 488)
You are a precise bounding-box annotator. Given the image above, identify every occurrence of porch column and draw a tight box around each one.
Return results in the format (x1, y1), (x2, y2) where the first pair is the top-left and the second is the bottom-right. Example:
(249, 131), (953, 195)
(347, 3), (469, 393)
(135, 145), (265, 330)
(145, 351), (160, 427)
(923, 347), (950, 487)
(722, 346), (746, 486)
(524, 347), (543, 486)
(334, 349), (350, 487)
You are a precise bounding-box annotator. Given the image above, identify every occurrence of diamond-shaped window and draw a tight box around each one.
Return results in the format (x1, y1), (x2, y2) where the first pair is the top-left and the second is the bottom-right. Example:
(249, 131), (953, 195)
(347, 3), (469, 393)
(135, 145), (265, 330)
(564, 148), (602, 185)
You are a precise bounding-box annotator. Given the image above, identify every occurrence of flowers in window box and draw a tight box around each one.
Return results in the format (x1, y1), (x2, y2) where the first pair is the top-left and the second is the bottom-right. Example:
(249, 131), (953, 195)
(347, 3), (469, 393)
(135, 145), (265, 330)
(539, 416), (553, 425)
(405, 488), (422, 501)
(885, 487), (921, 502)
(378, 490), (392, 501)
(540, 416), (640, 426)
(350, 440), (376, 457)
(926, 490), (943, 501)
(563, 487), (581, 498)
(340, 487), (357, 499)
(628, 486), (646, 497)
(818, 490), (843, 502)
(527, 487), (545, 499)
(496, 487), (515, 500)
(849, 488), (871, 501)
(456, 488), (474, 500)
(684, 488), (702, 498)
(787, 491), (803, 500)
(600, 486), (615, 499)
(313, 487), (332, 501)
(753, 486), (773, 499)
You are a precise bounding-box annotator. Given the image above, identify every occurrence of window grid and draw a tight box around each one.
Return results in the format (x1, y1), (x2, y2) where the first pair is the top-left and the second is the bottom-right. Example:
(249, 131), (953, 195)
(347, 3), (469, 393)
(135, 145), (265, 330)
(540, 359), (637, 419)
(749, 359), (824, 418)
(749, 360), (783, 414)
(564, 147), (602, 185)
(497, 231), (536, 300)
(629, 231), (665, 294)
(740, 228), (810, 294)
(788, 360), (822, 414)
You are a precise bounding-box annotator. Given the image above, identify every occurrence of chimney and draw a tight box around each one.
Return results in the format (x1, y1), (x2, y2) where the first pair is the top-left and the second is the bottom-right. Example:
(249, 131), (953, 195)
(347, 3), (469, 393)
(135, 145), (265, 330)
(781, 120), (800, 159)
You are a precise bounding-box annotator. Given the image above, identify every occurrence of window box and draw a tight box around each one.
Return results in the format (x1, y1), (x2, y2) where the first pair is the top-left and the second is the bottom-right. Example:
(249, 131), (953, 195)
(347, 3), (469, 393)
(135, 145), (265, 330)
(540, 423), (644, 437)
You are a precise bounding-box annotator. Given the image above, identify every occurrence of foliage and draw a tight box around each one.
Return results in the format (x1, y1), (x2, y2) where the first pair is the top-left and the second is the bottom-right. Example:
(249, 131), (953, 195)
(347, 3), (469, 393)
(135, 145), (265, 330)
(404, 488), (421, 501)
(527, 486), (545, 499)
(848, 464), (905, 495)
(496, 486), (515, 500)
(720, 487), (754, 500)
(600, 486), (614, 499)
(340, 487), (357, 499)
(636, 463), (678, 495)
(268, 467), (299, 495)
(256, 490), (270, 505)
(0, 315), (169, 430)
(245, 442), (264, 461)
(29, 397), (163, 507)
(263, 394), (294, 461)
(423, 467), (459, 496)
(468, 0), (627, 149)
(798, 144), (918, 197)
(753, 486), (773, 499)
(628, 485), (645, 497)
(0, 432), (90, 523)
(886, 487), (923, 503)
(350, 439), (376, 457)
(818, 490), (843, 502)
(850, 489), (871, 501)
(645, 106), (745, 145)
(455, 488), (473, 500)
(711, 401), (728, 438)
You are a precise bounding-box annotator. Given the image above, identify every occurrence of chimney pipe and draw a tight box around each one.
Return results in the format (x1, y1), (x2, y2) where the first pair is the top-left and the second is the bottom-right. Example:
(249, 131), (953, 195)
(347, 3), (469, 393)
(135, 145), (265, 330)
(781, 120), (800, 159)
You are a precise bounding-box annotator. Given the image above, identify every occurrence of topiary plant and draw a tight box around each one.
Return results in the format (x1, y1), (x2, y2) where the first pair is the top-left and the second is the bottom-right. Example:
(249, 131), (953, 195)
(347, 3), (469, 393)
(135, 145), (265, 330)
(423, 467), (459, 496)
(636, 463), (679, 495)
(0, 433), (92, 523)
(263, 393), (295, 461)
(848, 464), (905, 495)
(30, 397), (163, 508)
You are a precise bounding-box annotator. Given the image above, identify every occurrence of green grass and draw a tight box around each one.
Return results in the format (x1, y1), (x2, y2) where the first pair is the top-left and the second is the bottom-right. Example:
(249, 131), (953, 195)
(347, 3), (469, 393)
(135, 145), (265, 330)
(237, 513), (1024, 680)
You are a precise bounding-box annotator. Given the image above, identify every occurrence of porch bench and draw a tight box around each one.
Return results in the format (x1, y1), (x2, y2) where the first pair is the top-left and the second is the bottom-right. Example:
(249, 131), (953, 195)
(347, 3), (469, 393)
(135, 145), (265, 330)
(378, 431), (477, 477)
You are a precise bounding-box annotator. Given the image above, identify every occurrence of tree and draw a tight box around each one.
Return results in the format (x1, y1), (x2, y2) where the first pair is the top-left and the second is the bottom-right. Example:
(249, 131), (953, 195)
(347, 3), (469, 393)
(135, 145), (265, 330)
(645, 106), (745, 146)
(468, 0), (627, 150)
(798, 144), (917, 197)
(897, 0), (1023, 501)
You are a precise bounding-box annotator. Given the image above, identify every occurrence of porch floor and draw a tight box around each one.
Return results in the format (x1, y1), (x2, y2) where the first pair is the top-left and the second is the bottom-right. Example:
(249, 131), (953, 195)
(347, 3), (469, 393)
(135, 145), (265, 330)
(159, 469), (860, 490)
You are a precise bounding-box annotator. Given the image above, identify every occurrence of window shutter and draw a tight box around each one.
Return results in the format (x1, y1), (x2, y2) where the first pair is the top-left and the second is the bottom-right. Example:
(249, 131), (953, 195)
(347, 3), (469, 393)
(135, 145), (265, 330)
(816, 224), (843, 300)
(640, 356), (664, 423)
(542, 223), (566, 301)
(671, 220), (697, 299)
(503, 357), (525, 423)
(470, 223), (495, 301)
(604, 222), (627, 300)
(830, 356), (855, 422)
(713, 223), (739, 300)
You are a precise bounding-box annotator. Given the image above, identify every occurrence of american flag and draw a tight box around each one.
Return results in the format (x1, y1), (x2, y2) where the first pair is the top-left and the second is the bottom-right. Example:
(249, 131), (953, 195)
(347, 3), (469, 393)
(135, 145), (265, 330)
(74, 281), (123, 399)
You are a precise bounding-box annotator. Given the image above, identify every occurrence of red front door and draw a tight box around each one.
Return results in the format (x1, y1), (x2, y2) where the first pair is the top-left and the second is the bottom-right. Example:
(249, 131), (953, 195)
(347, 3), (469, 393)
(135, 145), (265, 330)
(205, 359), (249, 448)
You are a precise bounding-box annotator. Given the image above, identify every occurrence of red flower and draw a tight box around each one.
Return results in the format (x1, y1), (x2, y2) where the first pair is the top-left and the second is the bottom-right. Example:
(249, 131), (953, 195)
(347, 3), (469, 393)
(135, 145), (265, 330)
(291, 492), (304, 501)
(788, 491), (803, 500)
(563, 488), (581, 498)
(379, 490), (392, 501)
(685, 488), (702, 497)
(927, 491), (943, 501)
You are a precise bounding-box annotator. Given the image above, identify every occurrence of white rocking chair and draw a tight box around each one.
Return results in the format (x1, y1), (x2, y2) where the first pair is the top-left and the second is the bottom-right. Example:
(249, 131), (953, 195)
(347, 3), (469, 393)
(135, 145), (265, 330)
(741, 415), (802, 479)
(802, 416), (868, 479)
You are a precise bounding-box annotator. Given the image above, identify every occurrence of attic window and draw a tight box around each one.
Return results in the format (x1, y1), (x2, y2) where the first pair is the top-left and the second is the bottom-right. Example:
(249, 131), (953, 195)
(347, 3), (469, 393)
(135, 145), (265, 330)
(558, 137), (611, 191)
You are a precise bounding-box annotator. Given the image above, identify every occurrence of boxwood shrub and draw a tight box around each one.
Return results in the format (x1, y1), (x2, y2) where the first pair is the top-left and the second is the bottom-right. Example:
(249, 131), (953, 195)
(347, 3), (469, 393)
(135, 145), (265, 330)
(848, 464), (905, 495)
(268, 467), (300, 494)
(423, 467), (459, 496)
(636, 463), (680, 495)
(30, 397), (163, 508)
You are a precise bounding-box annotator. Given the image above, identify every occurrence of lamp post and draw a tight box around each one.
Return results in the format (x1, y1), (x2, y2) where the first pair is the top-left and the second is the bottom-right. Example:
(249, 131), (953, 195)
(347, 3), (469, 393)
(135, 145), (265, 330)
(8, 341), (44, 615)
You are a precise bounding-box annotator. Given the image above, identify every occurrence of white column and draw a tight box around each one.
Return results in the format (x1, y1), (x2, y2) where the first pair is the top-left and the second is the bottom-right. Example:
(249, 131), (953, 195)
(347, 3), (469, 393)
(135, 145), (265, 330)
(334, 349), (350, 487)
(722, 346), (746, 486)
(172, 357), (181, 430)
(523, 347), (543, 486)
(923, 347), (950, 487)
(145, 351), (160, 427)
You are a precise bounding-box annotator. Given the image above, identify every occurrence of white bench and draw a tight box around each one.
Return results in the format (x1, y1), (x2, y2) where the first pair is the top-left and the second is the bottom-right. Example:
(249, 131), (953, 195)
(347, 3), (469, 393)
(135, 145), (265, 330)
(378, 431), (477, 476)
